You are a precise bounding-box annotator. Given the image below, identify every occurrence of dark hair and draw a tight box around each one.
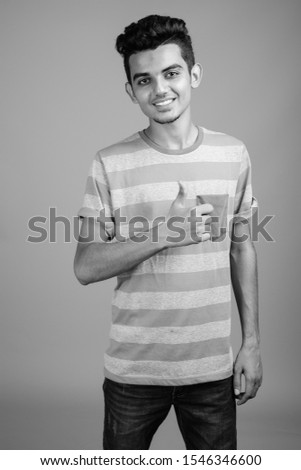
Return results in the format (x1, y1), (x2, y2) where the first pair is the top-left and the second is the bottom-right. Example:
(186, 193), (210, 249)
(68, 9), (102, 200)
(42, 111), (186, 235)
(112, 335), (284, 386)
(116, 14), (195, 83)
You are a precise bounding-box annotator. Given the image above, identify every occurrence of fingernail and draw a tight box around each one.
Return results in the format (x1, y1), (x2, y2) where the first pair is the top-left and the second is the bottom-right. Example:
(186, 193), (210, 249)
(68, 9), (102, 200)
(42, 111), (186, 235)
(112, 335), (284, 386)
(234, 389), (240, 396)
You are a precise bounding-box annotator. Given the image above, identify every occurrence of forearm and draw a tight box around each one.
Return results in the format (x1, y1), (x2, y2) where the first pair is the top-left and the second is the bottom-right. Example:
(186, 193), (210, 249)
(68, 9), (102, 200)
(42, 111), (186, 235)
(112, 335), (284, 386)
(230, 233), (263, 404)
(230, 238), (260, 346)
(74, 226), (166, 285)
(74, 191), (212, 286)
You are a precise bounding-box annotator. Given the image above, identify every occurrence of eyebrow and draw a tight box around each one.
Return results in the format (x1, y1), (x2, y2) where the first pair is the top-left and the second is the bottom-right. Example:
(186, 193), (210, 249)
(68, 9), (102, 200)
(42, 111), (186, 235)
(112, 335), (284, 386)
(132, 64), (183, 82)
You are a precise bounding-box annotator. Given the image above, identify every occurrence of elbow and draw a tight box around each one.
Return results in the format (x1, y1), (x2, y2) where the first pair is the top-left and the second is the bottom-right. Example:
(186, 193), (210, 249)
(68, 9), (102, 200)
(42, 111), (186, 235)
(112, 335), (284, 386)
(73, 244), (109, 285)
(73, 260), (108, 285)
(73, 245), (95, 285)
(76, 275), (90, 286)
(73, 261), (91, 286)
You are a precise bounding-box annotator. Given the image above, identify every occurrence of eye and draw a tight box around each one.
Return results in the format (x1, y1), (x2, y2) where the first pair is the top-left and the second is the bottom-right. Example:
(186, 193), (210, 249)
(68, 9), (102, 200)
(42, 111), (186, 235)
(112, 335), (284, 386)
(137, 78), (150, 86)
(165, 70), (180, 79)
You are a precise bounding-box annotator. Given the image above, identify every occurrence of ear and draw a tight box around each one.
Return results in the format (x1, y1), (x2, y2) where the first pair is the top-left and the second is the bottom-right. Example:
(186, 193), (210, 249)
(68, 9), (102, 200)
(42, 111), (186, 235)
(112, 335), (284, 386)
(125, 82), (138, 104)
(190, 63), (203, 89)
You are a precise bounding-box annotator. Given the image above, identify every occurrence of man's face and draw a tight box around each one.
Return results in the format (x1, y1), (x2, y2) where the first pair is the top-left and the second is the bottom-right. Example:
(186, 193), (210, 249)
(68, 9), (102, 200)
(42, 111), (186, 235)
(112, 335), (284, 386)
(126, 43), (200, 125)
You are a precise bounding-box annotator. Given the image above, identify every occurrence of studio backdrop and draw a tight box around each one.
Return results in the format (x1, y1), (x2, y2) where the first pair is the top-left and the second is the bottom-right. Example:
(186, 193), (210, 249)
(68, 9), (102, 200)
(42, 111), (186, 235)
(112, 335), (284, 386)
(1, 0), (300, 449)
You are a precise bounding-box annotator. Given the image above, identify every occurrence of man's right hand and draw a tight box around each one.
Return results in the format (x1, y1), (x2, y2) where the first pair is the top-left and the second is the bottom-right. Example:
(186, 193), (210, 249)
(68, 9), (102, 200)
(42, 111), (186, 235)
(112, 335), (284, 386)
(159, 181), (214, 248)
(74, 182), (214, 284)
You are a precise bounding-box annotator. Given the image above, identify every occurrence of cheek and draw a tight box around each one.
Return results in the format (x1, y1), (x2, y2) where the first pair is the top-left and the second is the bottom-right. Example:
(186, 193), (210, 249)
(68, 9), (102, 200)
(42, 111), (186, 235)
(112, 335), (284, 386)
(135, 91), (150, 108)
(133, 84), (149, 96)
(175, 80), (191, 98)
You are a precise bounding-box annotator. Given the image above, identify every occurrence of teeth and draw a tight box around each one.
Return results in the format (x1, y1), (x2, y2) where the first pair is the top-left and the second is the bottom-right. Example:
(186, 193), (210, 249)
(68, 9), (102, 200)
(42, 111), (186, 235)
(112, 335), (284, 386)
(155, 99), (173, 107)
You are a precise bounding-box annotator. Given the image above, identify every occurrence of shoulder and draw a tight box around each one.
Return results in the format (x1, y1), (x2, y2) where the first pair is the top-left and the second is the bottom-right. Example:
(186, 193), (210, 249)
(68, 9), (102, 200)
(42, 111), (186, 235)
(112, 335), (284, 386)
(96, 132), (145, 161)
(201, 126), (245, 149)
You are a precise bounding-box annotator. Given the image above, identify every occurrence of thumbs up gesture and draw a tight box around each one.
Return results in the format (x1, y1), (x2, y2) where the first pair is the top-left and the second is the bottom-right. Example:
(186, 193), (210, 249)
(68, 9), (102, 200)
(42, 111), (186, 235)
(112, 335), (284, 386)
(162, 182), (213, 248)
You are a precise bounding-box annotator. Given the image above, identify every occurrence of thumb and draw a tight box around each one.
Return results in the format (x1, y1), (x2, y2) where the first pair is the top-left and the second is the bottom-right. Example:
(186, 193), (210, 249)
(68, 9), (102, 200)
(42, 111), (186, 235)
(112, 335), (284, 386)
(233, 367), (242, 398)
(196, 195), (202, 206)
(169, 181), (187, 216)
(175, 181), (186, 202)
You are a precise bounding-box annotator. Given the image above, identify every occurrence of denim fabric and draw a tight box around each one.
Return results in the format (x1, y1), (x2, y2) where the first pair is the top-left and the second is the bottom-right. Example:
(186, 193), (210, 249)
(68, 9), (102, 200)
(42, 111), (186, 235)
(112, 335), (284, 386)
(103, 376), (237, 450)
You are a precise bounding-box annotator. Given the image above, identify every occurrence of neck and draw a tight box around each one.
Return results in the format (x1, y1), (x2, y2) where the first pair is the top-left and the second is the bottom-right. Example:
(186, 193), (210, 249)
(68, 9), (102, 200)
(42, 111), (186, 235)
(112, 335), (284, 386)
(146, 111), (198, 150)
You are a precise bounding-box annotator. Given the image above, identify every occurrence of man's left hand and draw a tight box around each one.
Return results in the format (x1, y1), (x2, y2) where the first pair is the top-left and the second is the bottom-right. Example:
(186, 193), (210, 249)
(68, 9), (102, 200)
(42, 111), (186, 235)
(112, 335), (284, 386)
(233, 344), (263, 405)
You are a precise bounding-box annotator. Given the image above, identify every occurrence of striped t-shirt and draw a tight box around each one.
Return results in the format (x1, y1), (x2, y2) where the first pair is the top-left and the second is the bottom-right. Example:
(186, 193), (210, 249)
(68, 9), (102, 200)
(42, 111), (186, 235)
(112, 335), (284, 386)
(78, 126), (257, 386)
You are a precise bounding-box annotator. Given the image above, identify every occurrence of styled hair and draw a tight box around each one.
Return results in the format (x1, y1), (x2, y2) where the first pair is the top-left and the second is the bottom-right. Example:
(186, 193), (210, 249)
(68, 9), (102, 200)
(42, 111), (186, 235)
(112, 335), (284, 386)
(115, 14), (195, 83)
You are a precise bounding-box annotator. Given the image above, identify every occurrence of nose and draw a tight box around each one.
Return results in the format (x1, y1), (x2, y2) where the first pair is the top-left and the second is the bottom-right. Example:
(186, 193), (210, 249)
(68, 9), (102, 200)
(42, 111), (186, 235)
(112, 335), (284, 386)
(153, 77), (168, 96)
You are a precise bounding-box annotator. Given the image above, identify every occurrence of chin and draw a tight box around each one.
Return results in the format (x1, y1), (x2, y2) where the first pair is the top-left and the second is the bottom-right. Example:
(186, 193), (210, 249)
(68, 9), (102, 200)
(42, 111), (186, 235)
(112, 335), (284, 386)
(153, 114), (181, 125)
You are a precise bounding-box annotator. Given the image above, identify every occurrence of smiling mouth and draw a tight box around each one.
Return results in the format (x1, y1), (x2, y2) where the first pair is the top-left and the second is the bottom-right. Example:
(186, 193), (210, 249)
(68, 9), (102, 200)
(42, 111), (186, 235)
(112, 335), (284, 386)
(153, 98), (175, 108)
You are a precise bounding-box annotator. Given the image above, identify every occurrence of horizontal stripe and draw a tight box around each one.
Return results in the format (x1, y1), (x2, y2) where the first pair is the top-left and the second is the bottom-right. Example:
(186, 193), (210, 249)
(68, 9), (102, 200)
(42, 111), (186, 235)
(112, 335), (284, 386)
(234, 183), (252, 212)
(107, 162), (240, 190)
(103, 143), (243, 173)
(110, 319), (231, 345)
(114, 197), (234, 225)
(233, 197), (258, 221)
(80, 194), (113, 216)
(112, 301), (231, 328)
(202, 129), (243, 146)
(112, 223), (229, 245)
(100, 134), (145, 160)
(104, 366), (233, 386)
(104, 351), (232, 379)
(112, 285), (231, 310)
(235, 181), (252, 202)
(117, 268), (230, 293)
(240, 146), (250, 170)
(236, 167), (251, 193)
(84, 177), (108, 198)
(89, 160), (107, 185)
(124, 250), (230, 275)
(160, 240), (230, 255)
(81, 194), (102, 212)
(107, 337), (230, 362)
(113, 285), (231, 310)
(111, 181), (237, 208)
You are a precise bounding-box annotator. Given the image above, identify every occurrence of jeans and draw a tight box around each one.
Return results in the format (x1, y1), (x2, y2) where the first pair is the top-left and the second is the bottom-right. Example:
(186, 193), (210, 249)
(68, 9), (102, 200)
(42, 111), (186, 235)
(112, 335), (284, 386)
(103, 376), (237, 450)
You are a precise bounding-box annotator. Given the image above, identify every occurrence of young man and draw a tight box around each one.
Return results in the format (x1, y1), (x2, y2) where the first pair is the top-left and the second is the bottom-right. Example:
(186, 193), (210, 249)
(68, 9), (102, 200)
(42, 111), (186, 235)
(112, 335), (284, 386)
(74, 15), (262, 450)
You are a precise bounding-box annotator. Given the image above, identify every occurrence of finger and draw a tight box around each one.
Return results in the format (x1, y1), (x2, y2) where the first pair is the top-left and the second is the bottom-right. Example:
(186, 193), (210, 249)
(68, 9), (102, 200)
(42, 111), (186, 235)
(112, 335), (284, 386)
(177, 181), (186, 199)
(193, 203), (214, 216)
(237, 391), (252, 406)
(194, 216), (212, 231)
(169, 182), (187, 213)
(197, 232), (211, 242)
(251, 379), (261, 398)
(237, 377), (255, 406)
(202, 215), (212, 226)
(195, 224), (211, 240)
(233, 368), (242, 399)
(196, 223), (211, 239)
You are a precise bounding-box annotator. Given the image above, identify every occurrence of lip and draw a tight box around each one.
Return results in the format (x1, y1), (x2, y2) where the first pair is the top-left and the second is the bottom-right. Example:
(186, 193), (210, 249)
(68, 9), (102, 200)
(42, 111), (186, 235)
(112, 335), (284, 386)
(152, 98), (176, 107)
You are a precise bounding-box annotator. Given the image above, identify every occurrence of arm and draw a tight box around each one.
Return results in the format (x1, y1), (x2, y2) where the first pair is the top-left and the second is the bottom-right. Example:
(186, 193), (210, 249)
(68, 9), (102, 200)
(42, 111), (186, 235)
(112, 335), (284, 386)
(74, 183), (212, 285)
(74, 216), (167, 284)
(230, 220), (263, 405)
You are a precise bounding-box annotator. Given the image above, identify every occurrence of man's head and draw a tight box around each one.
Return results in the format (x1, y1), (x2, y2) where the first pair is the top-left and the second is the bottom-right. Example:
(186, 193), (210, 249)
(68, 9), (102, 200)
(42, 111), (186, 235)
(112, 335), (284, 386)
(116, 15), (195, 84)
(115, 15), (202, 125)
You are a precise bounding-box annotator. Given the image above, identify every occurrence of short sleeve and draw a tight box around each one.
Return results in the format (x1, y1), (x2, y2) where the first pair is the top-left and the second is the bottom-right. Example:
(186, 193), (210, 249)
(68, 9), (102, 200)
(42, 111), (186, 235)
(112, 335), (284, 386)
(77, 152), (115, 239)
(233, 145), (258, 222)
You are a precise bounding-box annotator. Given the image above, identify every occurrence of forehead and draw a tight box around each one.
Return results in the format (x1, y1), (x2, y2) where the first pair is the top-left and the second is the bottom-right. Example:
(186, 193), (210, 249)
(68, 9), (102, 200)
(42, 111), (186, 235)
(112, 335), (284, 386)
(128, 43), (187, 78)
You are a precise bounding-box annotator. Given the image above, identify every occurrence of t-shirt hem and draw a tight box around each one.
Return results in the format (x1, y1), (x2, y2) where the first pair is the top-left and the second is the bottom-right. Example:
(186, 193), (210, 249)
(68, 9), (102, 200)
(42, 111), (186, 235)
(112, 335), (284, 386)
(104, 367), (233, 386)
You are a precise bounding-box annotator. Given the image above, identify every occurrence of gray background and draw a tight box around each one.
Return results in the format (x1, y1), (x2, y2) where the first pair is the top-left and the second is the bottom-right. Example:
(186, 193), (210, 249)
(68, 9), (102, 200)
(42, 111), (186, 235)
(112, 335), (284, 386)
(1, 0), (300, 449)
